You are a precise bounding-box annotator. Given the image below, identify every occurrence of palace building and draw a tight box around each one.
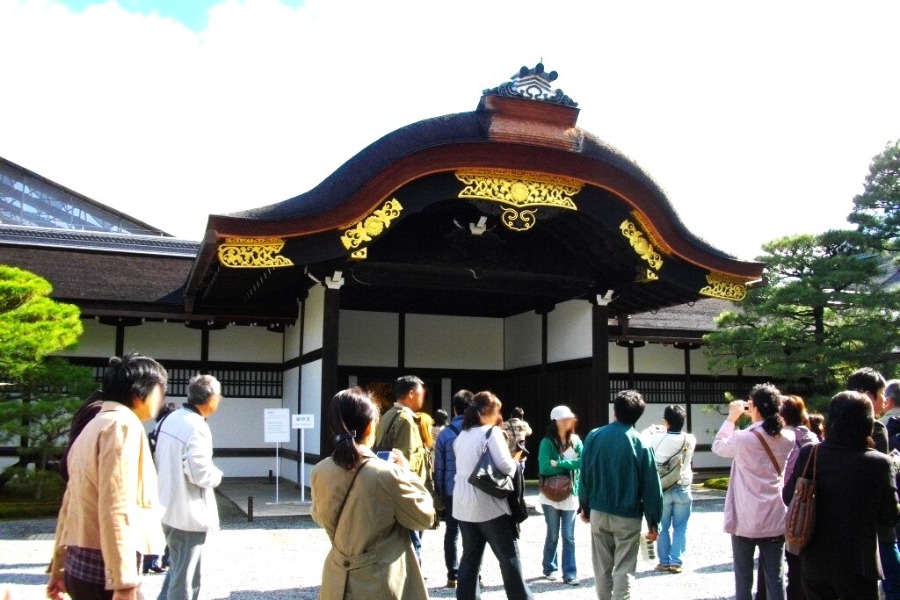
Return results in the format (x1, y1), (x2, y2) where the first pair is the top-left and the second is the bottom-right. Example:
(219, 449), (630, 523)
(0, 64), (766, 480)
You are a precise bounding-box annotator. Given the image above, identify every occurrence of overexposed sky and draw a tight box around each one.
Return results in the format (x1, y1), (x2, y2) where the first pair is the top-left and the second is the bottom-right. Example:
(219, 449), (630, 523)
(2, 0), (899, 260)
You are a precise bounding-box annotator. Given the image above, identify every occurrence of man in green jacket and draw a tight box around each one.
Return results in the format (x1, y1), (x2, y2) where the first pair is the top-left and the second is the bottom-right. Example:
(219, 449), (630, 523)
(579, 389), (663, 600)
(374, 375), (428, 560)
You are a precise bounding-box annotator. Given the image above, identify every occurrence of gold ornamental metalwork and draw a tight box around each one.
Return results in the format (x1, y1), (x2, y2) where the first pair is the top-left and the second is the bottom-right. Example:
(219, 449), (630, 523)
(455, 169), (581, 231)
(620, 220), (663, 271)
(340, 199), (403, 250)
(351, 248), (367, 260)
(700, 273), (748, 301)
(630, 211), (673, 256)
(217, 237), (294, 268)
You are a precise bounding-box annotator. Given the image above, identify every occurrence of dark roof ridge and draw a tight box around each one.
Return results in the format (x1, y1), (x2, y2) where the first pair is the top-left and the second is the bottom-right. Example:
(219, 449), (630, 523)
(0, 224), (199, 257)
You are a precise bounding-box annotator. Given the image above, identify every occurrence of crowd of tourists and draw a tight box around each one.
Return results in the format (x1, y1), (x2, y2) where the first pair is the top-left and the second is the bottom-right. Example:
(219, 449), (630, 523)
(312, 369), (900, 600)
(43, 355), (900, 600)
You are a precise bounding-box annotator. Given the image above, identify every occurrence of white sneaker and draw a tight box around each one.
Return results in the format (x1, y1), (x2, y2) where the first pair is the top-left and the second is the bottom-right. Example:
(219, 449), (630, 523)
(543, 573), (559, 582)
(564, 578), (580, 586)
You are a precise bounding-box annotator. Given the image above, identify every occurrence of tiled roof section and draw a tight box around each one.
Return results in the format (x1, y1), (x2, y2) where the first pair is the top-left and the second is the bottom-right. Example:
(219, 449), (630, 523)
(627, 298), (735, 334)
(0, 225), (199, 257)
(0, 245), (191, 304)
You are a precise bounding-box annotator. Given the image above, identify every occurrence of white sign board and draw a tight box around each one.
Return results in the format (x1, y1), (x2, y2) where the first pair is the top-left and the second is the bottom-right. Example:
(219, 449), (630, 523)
(264, 408), (291, 443)
(292, 414), (315, 429)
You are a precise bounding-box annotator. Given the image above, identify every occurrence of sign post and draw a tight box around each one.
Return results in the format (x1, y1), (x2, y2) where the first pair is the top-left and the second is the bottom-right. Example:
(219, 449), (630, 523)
(292, 414), (315, 503)
(264, 408), (290, 504)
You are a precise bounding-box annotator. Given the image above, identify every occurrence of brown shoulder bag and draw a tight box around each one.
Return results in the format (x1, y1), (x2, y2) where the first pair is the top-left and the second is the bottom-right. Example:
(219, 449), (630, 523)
(785, 444), (818, 553)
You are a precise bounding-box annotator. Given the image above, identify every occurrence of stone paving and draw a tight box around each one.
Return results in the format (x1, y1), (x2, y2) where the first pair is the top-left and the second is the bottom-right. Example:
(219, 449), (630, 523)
(0, 483), (737, 600)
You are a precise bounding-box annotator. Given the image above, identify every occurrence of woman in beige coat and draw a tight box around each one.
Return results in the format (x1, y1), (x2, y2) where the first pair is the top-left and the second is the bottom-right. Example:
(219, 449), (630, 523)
(311, 387), (435, 600)
(47, 354), (168, 600)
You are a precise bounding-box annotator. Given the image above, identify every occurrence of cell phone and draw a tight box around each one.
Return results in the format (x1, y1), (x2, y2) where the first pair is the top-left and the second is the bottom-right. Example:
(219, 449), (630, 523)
(376, 450), (392, 461)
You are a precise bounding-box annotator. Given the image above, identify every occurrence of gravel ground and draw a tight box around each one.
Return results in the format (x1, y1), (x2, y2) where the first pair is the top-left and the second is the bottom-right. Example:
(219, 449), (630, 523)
(0, 491), (737, 600)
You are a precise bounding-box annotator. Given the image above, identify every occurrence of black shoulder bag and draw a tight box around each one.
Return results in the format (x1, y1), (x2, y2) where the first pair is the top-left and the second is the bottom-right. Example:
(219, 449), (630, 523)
(468, 426), (514, 498)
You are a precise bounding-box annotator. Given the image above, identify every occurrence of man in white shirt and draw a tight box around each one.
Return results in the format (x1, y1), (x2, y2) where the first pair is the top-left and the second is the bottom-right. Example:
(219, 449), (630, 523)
(155, 374), (223, 600)
(646, 405), (696, 574)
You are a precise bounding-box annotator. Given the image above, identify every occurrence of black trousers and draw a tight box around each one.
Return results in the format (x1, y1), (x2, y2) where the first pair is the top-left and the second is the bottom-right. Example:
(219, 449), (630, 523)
(64, 572), (113, 600)
(801, 559), (878, 600)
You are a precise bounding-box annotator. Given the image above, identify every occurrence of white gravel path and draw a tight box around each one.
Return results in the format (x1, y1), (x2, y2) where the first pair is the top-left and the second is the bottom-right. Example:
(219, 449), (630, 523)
(0, 490), (737, 599)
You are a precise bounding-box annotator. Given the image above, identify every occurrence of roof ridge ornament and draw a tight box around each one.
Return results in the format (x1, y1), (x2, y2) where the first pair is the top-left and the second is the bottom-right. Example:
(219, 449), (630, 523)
(483, 62), (578, 107)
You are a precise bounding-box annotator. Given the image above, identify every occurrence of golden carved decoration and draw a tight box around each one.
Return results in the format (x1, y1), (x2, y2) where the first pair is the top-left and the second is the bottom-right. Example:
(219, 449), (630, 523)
(620, 220), (663, 271)
(340, 199), (404, 250)
(217, 237), (294, 268)
(630, 211), (673, 256)
(699, 273), (748, 301)
(351, 248), (367, 260)
(455, 169), (581, 231)
(635, 268), (659, 283)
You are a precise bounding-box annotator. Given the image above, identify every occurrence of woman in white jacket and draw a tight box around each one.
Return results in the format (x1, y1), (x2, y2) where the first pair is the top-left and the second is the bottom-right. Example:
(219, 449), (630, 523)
(453, 391), (533, 600)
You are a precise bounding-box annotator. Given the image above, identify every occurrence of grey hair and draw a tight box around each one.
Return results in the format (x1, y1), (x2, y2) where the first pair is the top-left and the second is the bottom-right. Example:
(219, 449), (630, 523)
(187, 374), (222, 405)
(886, 380), (900, 404)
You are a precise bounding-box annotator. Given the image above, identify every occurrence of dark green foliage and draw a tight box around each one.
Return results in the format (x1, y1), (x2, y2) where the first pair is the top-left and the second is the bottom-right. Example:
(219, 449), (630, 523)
(704, 230), (900, 396)
(849, 139), (900, 256)
(0, 266), (83, 381)
(0, 358), (97, 498)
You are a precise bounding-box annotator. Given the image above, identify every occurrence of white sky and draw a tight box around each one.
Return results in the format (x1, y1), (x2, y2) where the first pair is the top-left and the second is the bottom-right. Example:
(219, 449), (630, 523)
(2, 0), (899, 260)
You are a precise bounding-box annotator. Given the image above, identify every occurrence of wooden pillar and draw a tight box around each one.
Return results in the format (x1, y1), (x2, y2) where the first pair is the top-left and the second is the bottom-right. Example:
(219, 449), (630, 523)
(200, 327), (210, 373)
(590, 298), (611, 431)
(675, 342), (701, 433)
(320, 285), (341, 458)
(541, 311), (549, 407)
(115, 324), (125, 357)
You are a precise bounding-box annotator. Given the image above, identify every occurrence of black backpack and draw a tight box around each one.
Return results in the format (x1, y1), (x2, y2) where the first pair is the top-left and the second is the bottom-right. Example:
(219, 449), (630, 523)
(148, 409), (174, 455)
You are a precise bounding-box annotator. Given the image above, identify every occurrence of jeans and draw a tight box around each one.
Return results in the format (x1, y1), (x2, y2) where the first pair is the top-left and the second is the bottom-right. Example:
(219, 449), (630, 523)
(443, 494), (460, 580)
(410, 529), (422, 563)
(732, 535), (785, 600)
(458, 515), (533, 600)
(880, 540), (900, 600)
(657, 484), (692, 567)
(541, 504), (577, 580)
(589, 510), (641, 600)
(158, 525), (207, 600)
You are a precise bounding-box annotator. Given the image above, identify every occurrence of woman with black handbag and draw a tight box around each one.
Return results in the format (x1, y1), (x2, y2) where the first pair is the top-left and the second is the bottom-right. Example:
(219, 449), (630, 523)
(453, 391), (533, 600)
(537, 405), (582, 585)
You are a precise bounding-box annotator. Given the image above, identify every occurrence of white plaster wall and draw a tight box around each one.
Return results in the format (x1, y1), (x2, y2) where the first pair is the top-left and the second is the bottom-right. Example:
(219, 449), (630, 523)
(283, 319), (301, 362)
(215, 457), (276, 478)
(599, 402), (732, 470)
(691, 349), (725, 376)
(300, 360), (322, 452)
(303, 285), (325, 355)
(633, 343), (684, 375)
(405, 314), (503, 370)
(55, 318), (116, 357)
(338, 310), (399, 367)
(609, 343), (629, 372)
(283, 367), (301, 448)
(209, 397), (285, 448)
(123, 322), (201, 361)
(504, 311), (541, 369)
(209, 325), (282, 363)
(547, 300), (592, 363)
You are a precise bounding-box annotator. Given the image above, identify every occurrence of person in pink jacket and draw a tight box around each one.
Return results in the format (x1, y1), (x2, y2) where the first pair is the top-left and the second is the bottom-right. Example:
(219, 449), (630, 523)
(713, 383), (795, 600)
